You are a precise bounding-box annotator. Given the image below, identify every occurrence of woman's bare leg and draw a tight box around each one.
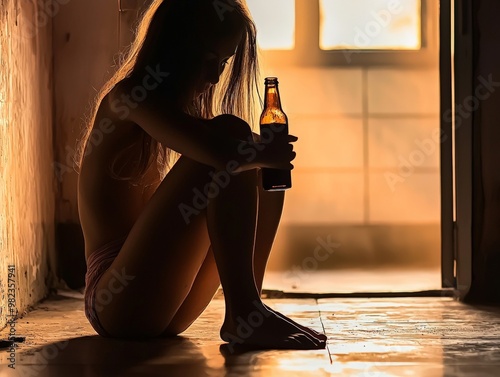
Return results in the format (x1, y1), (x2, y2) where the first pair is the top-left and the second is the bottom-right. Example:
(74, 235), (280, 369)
(92, 121), (323, 347)
(203, 167), (322, 349)
(163, 152), (324, 342)
(162, 175), (285, 335)
(163, 175), (325, 342)
(252, 170), (284, 295)
(160, 244), (220, 335)
(252, 174), (327, 342)
(93, 155), (218, 338)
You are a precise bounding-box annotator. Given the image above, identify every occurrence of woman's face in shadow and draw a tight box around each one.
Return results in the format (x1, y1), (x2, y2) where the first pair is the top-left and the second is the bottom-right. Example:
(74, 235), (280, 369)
(173, 27), (243, 102)
(194, 30), (242, 95)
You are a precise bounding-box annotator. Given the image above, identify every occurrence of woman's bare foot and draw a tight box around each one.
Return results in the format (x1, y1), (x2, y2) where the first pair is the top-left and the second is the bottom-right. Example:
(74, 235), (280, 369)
(263, 304), (328, 342)
(220, 301), (326, 350)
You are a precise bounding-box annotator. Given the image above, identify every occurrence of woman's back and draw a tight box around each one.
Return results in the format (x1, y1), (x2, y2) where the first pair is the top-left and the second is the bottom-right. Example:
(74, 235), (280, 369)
(77, 93), (160, 259)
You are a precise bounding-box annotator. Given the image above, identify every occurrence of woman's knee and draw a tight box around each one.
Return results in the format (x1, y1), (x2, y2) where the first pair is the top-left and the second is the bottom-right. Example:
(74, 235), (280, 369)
(209, 114), (254, 141)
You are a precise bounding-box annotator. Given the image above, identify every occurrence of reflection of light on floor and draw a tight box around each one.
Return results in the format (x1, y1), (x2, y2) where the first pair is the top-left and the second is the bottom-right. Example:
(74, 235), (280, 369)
(264, 269), (441, 294)
(325, 362), (388, 376)
(331, 343), (419, 356)
(277, 351), (332, 375)
(271, 302), (322, 313)
(202, 346), (226, 370)
(278, 358), (406, 377)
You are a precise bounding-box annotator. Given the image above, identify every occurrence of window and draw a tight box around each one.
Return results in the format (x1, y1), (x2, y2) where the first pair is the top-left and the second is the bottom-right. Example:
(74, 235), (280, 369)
(319, 0), (421, 50)
(246, 0), (296, 50)
(246, 0), (435, 66)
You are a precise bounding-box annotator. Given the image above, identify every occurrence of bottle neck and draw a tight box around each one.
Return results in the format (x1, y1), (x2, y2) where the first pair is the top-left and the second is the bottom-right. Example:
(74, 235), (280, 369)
(264, 85), (282, 110)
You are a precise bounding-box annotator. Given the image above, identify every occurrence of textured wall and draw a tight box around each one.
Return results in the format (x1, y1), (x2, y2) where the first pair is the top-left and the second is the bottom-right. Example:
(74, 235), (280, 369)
(0, 0), (56, 330)
(52, 0), (118, 225)
(51, 0), (119, 288)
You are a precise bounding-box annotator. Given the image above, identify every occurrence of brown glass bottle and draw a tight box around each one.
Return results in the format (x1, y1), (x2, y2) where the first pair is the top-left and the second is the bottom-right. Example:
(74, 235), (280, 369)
(259, 77), (292, 191)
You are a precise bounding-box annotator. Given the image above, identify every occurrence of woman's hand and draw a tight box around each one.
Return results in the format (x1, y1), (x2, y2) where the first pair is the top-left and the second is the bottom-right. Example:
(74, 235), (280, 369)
(234, 134), (298, 173)
(231, 133), (299, 174)
(208, 114), (298, 173)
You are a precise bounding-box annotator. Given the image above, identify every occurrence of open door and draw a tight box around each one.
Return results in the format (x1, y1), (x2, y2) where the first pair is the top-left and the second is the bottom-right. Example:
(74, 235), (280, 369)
(453, 0), (474, 299)
(441, 0), (475, 299)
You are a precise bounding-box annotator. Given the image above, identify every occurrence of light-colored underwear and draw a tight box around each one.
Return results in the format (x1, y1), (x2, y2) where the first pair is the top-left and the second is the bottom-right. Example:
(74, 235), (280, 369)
(84, 236), (128, 337)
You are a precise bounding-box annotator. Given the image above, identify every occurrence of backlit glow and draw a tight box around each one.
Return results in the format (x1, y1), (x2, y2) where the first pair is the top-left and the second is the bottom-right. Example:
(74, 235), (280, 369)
(320, 0), (421, 50)
(246, 0), (295, 50)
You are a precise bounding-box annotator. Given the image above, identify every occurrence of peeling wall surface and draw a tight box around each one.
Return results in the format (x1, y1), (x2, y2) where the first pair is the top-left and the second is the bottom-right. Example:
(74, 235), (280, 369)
(0, 1), (56, 330)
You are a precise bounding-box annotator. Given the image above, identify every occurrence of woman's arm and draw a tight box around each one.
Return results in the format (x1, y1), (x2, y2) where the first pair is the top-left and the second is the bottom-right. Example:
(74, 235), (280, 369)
(107, 82), (249, 172)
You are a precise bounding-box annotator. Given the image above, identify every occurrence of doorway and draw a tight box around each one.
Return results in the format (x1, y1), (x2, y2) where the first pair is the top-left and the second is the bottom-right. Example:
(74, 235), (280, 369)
(240, 0), (448, 294)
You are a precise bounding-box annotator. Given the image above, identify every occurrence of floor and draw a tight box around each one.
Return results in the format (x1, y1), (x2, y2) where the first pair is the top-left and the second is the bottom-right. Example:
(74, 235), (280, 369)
(2, 275), (500, 377)
(263, 268), (442, 293)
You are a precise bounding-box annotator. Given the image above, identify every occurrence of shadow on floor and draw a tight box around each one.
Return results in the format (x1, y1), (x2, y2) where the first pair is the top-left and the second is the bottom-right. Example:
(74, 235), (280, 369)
(14, 336), (215, 376)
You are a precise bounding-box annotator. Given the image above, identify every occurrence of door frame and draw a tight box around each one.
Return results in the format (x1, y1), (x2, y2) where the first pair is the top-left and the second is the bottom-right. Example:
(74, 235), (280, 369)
(440, 0), (455, 290)
(441, 0), (474, 298)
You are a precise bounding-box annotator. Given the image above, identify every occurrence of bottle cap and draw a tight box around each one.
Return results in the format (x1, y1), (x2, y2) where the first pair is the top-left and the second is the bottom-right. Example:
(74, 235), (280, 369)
(265, 77), (279, 84)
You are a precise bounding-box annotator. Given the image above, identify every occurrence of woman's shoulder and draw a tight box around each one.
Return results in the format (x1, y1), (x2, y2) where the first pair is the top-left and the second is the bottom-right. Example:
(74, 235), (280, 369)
(104, 80), (132, 120)
(85, 84), (145, 163)
(106, 78), (174, 125)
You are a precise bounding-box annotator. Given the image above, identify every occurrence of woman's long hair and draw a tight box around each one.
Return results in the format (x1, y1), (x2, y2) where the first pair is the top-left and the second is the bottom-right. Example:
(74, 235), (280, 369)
(74, 0), (260, 187)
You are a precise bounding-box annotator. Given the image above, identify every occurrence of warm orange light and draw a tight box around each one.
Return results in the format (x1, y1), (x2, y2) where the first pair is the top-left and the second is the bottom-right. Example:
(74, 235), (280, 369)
(246, 0), (295, 50)
(320, 0), (421, 50)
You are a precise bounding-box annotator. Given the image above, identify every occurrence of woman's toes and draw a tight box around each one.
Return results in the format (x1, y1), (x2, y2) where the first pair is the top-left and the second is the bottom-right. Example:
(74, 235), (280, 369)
(318, 333), (328, 341)
(291, 333), (318, 348)
(284, 335), (302, 346)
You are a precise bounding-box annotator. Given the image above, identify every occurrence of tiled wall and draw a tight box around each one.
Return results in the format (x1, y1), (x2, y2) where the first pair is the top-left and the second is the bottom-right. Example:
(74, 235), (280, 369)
(259, 64), (441, 226)
(0, 0), (56, 329)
